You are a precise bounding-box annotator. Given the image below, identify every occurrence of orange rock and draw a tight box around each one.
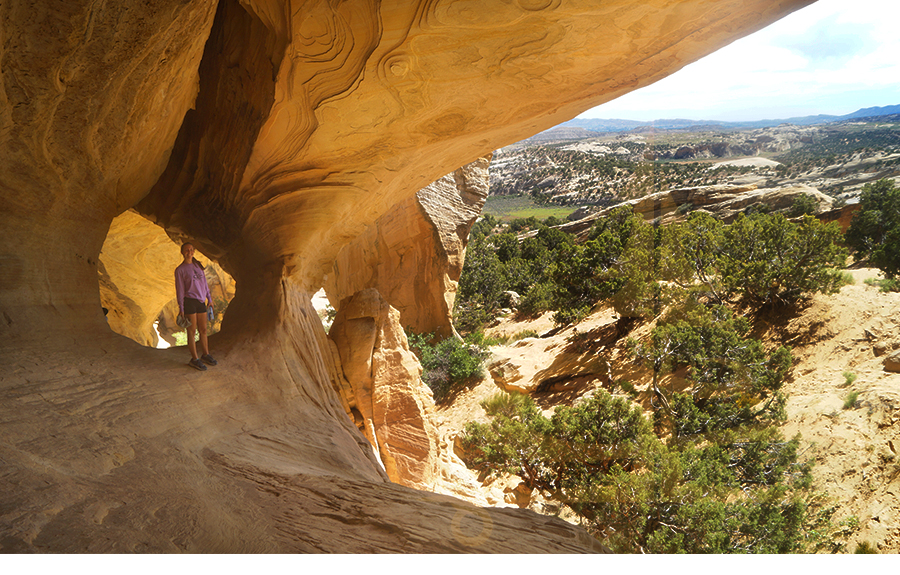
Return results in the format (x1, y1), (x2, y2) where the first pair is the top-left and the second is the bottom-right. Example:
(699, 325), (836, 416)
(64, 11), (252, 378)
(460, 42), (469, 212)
(326, 157), (490, 339)
(0, 0), (814, 552)
(329, 288), (441, 490)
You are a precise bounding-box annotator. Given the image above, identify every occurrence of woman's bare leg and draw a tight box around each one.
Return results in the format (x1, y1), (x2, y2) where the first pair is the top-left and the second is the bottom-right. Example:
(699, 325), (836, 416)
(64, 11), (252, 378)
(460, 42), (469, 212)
(196, 310), (209, 357)
(186, 313), (199, 359)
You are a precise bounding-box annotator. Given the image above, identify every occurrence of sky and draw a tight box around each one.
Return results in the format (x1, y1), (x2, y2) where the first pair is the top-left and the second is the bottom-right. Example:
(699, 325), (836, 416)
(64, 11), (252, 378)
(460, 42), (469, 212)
(578, 0), (900, 122)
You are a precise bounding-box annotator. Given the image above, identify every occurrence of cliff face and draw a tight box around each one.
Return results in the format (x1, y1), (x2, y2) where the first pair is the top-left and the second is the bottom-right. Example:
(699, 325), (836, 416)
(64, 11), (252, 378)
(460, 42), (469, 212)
(326, 156), (491, 339)
(0, 0), (815, 552)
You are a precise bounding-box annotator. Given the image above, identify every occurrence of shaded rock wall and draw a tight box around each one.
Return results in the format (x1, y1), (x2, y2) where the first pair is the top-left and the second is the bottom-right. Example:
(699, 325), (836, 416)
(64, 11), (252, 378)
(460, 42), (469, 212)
(0, 0), (816, 552)
(326, 156), (490, 339)
(0, 0), (219, 347)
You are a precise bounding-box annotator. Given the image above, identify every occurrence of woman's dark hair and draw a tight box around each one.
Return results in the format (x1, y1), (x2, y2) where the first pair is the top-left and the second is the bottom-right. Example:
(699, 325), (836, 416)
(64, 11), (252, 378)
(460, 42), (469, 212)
(181, 242), (205, 269)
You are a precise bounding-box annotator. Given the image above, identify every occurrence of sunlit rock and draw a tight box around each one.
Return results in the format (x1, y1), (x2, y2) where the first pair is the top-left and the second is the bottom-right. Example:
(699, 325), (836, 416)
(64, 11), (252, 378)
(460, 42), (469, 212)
(326, 157), (490, 339)
(0, 0), (815, 553)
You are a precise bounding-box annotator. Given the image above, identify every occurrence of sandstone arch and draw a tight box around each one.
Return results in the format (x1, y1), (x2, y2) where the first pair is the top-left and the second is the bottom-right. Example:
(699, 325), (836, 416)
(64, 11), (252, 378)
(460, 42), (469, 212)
(0, 0), (815, 552)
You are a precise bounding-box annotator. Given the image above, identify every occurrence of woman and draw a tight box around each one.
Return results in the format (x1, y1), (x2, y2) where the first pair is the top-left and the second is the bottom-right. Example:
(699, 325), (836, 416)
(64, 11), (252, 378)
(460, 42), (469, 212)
(175, 242), (217, 371)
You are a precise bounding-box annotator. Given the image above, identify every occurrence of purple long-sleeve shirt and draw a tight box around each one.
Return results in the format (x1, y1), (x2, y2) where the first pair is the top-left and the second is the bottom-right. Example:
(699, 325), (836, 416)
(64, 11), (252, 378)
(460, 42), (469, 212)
(175, 261), (212, 315)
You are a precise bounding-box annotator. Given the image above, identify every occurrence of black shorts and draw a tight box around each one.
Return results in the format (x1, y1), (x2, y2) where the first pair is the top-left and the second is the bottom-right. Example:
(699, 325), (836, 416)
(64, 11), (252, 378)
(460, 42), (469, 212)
(183, 297), (207, 315)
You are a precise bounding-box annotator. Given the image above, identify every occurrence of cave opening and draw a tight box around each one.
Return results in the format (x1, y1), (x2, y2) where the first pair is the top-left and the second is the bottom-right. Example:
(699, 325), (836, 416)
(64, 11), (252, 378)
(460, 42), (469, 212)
(97, 210), (236, 349)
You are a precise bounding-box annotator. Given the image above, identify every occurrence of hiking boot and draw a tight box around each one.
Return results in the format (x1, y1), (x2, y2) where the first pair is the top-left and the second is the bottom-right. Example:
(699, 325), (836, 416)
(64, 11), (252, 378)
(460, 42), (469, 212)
(189, 358), (207, 371)
(201, 354), (218, 366)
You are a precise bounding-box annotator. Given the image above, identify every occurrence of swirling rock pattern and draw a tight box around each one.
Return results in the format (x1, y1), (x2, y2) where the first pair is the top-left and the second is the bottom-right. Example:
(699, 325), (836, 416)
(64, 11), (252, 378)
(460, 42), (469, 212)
(0, 0), (815, 553)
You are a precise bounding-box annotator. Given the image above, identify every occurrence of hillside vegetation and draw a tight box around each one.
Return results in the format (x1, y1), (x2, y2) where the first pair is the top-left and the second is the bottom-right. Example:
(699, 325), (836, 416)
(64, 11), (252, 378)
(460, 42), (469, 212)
(411, 151), (900, 552)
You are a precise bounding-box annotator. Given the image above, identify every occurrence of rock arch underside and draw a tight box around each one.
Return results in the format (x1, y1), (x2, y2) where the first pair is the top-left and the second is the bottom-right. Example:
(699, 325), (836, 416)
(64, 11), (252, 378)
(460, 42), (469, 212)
(0, 0), (815, 553)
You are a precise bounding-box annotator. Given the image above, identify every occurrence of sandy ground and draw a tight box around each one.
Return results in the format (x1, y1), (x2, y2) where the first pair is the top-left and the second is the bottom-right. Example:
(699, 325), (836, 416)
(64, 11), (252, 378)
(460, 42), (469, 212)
(434, 267), (900, 553)
(713, 157), (781, 168)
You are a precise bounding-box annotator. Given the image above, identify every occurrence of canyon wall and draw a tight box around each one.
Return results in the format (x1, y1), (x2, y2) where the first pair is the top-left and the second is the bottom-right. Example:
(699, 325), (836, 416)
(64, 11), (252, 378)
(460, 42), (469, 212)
(326, 156), (491, 339)
(0, 0), (816, 552)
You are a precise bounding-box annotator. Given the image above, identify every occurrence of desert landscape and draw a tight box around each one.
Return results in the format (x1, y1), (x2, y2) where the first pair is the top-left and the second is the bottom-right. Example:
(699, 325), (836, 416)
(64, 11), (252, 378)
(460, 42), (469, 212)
(428, 265), (900, 552)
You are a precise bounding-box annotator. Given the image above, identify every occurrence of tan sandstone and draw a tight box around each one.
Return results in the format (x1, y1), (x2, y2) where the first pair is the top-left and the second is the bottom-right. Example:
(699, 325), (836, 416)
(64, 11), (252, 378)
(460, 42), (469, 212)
(0, 0), (815, 552)
(99, 210), (236, 347)
(326, 156), (491, 339)
(551, 183), (835, 240)
(328, 288), (442, 490)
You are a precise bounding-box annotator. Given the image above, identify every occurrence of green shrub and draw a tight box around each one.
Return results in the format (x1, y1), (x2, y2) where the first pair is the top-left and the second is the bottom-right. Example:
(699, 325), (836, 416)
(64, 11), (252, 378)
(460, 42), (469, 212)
(842, 372), (857, 387)
(629, 304), (792, 436)
(864, 277), (900, 293)
(461, 391), (830, 553)
(717, 213), (848, 307)
(846, 179), (900, 278)
(469, 214), (499, 240)
(406, 331), (489, 402)
(519, 281), (556, 316)
(511, 329), (539, 342)
(843, 390), (860, 410)
(788, 194), (818, 217)
(854, 541), (878, 554)
(618, 380), (638, 397)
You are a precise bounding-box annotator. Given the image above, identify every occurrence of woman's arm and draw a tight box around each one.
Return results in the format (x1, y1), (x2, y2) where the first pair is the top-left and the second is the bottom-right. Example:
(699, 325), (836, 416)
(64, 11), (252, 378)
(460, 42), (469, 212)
(175, 267), (185, 315)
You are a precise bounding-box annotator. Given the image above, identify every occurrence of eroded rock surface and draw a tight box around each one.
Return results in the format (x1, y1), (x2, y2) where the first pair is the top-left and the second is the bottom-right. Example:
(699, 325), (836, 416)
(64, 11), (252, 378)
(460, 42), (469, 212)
(326, 157), (490, 339)
(328, 288), (442, 490)
(99, 210), (235, 347)
(0, 0), (815, 553)
(552, 183), (834, 240)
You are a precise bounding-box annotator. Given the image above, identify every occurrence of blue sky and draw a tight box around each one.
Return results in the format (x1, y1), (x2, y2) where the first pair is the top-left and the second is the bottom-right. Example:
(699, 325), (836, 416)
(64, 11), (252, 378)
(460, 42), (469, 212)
(578, 0), (900, 122)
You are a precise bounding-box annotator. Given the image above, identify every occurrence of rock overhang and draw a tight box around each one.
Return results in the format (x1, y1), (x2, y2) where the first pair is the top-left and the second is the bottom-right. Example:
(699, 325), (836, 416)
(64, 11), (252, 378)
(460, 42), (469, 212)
(0, 0), (819, 552)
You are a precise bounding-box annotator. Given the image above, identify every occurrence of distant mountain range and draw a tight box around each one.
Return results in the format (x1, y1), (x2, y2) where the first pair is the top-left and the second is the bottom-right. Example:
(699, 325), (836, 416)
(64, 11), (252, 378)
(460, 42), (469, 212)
(557, 104), (900, 134)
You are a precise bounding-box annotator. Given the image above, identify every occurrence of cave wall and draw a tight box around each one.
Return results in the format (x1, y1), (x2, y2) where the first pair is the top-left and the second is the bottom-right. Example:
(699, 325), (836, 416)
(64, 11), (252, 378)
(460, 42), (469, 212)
(0, 0), (818, 552)
(98, 210), (236, 347)
(325, 156), (491, 339)
(0, 0), (219, 347)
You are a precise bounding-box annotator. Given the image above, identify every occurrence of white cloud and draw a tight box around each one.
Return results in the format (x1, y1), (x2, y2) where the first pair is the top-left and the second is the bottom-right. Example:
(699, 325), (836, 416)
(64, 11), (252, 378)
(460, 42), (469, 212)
(579, 0), (900, 122)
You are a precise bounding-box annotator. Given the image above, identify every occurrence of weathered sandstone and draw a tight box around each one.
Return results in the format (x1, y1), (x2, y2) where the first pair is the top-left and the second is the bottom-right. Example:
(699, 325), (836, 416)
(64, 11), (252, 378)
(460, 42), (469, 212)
(328, 288), (441, 490)
(885, 350), (900, 374)
(98, 210), (236, 347)
(0, 0), (815, 552)
(551, 183), (835, 240)
(326, 157), (491, 339)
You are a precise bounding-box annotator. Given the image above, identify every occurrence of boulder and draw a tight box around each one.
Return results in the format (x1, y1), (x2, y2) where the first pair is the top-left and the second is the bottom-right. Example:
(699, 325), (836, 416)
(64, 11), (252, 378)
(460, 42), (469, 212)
(885, 351), (900, 373)
(489, 357), (526, 392)
(500, 291), (521, 309)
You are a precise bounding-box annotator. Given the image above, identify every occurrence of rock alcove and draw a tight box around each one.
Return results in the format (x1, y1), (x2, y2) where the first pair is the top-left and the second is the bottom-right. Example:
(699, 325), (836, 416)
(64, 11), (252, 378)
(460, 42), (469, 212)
(0, 0), (815, 552)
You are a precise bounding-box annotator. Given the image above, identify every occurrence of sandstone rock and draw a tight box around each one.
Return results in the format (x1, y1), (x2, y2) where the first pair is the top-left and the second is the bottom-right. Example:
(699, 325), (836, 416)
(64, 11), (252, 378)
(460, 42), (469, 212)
(489, 357), (526, 393)
(819, 203), (862, 233)
(328, 288), (442, 491)
(326, 157), (490, 339)
(505, 482), (535, 508)
(99, 210), (235, 347)
(500, 291), (521, 309)
(884, 351), (900, 373)
(0, 0), (814, 552)
(549, 183), (835, 241)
